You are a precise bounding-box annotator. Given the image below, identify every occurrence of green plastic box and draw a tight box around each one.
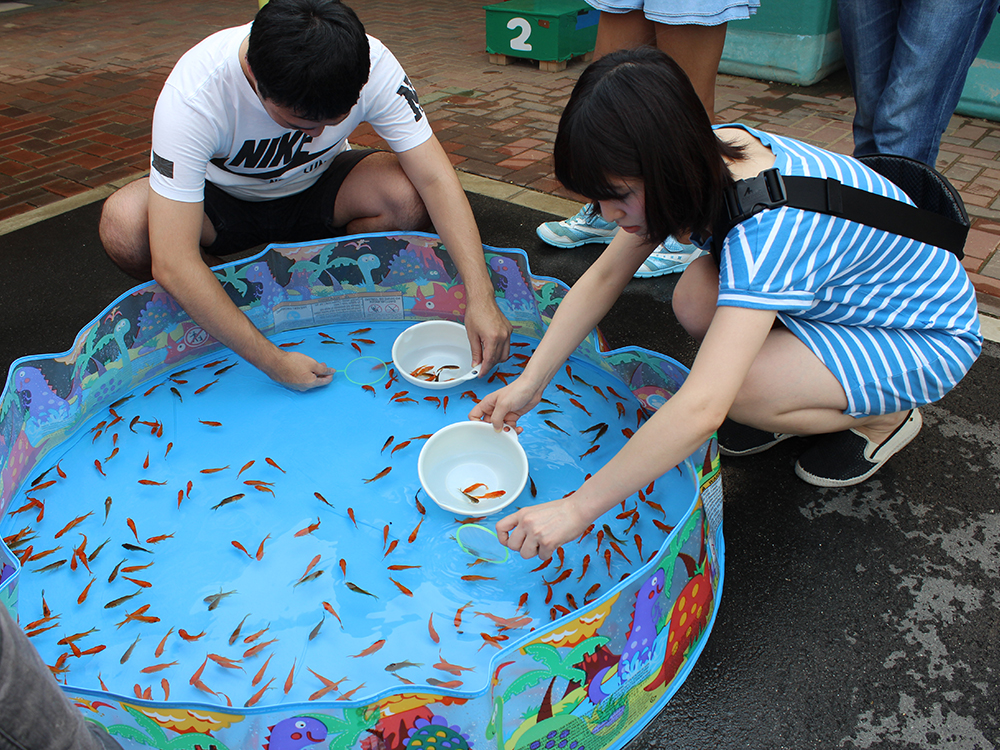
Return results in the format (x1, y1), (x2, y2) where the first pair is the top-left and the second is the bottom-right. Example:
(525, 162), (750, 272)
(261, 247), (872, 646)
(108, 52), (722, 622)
(719, 0), (843, 86)
(957, 20), (1000, 121)
(484, 0), (599, 66)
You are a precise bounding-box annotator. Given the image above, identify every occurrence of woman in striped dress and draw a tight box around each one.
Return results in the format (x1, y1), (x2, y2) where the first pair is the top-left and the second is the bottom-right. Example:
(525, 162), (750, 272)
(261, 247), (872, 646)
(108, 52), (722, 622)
(469, 47), (982, 561)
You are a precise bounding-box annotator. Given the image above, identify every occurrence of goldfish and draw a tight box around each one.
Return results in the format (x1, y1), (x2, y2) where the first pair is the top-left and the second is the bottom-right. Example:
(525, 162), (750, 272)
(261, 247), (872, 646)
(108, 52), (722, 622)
(474, 612), (532, 631)
(350, 639), (386, 658)
(544, 420), (569, 435)
(178, 629), (206, 642)
(364, 467), (392, 483)
(194, 379), (218, 394)
(76, 578), (96, 605)
(461, 575), (496, 582)
(339, 683), (367, 700)
(346, 581), (378, 598)
(255, 535), (269, 561)
(314, 491), (334, 508)
(309, 617), (326, 641)
(408, 518), (424, 543)
(155, 628), (173, 658)
(389, 578), (413, 597)
(426, 678), (463, 689)
(208, 653), (244, 670)
(199, 420), (222, 427)
(245, 678), (274, 707)
(455, 601), (473, 628)
(252, 653), (273, 686)
(479, 632), (509, 650)
(204, 589), (236, 611)
(390, 440), (411, 456)
(243, 638), (278, 659)
(294, 569), (325, 587)
(428, 613), (440, 643)
(120, 634), (141, 664)
(231, 540), (251, 558)
(54, 512), (93, 539)
(57, 627), (97, 645)
(434, 654), (475, 675)
(211, 493), (245, 510)
(104, 590), (141, 609)
(294, 518), (321, 537)
(141, 662), (178, 674)
(189, 657), (215, 696)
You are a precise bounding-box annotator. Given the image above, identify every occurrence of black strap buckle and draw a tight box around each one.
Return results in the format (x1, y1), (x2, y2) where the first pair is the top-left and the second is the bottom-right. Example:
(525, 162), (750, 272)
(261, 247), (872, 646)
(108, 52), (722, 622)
(723, 167), (788, 222)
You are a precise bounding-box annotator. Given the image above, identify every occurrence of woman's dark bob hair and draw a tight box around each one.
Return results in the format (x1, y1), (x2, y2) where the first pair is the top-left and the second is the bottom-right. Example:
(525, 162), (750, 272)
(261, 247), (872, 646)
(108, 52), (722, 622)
(248, 0), (370, 122)
(553, 47), (743, 246)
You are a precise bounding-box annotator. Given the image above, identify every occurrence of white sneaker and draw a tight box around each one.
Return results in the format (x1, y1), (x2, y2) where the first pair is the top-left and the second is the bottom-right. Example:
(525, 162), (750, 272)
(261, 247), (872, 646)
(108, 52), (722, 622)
(634, 237), (707, 278)
(537, 205), (618, 248)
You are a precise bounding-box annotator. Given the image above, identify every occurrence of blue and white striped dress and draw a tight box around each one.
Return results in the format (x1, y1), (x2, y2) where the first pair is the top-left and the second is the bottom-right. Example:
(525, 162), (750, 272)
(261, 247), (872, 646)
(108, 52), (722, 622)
(712, 125), (982, 417)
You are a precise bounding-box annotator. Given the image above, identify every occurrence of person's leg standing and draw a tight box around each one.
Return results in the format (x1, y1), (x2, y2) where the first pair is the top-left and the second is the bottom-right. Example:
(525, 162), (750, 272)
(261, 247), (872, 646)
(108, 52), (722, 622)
(837, 0), (899, 158)
(871, 0), (999, 165)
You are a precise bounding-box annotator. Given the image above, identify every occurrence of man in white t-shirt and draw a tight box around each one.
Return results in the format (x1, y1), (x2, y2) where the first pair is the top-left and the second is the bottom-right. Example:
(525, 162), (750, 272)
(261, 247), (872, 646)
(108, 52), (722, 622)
(99, 0), (511, 390)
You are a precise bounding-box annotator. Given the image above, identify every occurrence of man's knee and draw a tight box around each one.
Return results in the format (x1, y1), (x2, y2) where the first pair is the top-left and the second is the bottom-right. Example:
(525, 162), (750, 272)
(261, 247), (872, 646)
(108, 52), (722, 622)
(99, 180), (153, 280)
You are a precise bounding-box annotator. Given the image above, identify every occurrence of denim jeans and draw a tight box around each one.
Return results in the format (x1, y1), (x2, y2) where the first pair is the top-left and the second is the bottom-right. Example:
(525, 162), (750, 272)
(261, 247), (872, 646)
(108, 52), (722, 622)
(838, 0), (1000, 166)
(0, 604), (122, 750)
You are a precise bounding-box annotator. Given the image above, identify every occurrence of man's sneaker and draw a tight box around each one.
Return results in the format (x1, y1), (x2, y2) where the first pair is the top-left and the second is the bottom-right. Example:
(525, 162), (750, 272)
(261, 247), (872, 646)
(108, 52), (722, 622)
(717, 418), (796, 457)
(794, 409), (922, 487)
(634, 237), (708, 278)
(537, 205), (618, 248)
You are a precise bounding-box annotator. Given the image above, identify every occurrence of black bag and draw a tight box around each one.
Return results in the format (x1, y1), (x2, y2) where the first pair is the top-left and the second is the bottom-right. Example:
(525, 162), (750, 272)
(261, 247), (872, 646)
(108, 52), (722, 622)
(712, 153), (970, 261)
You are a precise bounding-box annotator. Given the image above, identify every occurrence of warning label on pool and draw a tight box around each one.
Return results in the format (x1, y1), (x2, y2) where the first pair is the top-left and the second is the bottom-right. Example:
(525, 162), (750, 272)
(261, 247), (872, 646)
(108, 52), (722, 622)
(273, 292), (405, 331)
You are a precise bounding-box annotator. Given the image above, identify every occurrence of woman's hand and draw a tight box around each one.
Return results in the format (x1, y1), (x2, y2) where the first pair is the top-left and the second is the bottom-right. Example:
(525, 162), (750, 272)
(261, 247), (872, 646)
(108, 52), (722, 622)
(495, 497), (590, 560)
(467, 376), (545, 433)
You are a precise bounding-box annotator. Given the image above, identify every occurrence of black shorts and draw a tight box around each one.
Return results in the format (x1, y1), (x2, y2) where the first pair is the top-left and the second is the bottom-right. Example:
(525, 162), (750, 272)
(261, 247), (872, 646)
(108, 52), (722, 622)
(202, 147), (379, 256)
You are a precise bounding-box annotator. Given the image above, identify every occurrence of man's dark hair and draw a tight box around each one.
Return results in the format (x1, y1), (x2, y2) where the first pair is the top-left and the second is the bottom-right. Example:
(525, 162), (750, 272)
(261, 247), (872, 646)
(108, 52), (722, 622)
(247, 0), (370, 122)
(553, 47), (744, 246)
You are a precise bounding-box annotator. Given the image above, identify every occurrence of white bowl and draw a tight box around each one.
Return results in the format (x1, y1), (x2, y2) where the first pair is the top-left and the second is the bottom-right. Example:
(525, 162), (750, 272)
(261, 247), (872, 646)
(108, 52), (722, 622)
(418, 421), (528, 516)
(392, 320), (479, 390)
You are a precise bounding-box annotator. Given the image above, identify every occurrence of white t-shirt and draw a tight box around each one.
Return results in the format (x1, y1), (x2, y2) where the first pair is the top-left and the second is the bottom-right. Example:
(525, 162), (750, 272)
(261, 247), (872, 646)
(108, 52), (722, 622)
(149, 23), (432, 202)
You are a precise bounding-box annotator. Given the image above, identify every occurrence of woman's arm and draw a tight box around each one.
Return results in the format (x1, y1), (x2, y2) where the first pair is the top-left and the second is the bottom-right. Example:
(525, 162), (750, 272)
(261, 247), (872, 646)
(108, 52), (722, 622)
(469, 228), (654, 429)
(496, 305), (778, 559)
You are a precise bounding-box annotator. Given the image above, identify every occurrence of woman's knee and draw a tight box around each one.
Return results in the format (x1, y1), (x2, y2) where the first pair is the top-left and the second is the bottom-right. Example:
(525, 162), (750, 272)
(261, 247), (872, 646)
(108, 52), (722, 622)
(671, 255), (718, 340)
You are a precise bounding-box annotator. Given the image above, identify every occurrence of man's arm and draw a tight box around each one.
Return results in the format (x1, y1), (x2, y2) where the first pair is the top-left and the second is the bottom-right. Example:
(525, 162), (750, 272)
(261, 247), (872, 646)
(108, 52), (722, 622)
(147, 190), (334, 389)
(395, 136), (512, 374)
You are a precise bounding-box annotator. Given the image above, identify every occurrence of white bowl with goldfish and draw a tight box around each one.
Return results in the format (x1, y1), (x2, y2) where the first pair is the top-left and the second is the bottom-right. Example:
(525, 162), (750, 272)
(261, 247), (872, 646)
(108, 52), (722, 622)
(418, 421), (528, 516)
(391, 320), (479, 390)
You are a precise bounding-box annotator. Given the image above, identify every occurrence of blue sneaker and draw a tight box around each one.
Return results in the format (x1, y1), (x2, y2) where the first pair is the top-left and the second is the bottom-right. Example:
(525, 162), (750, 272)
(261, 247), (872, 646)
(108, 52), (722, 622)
(537, 205), (618, 248)
(633, 237), (707, 278)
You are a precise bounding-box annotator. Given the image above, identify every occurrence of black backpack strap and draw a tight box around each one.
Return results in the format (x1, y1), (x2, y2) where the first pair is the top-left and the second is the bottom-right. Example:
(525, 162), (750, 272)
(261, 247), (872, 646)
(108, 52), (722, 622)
(713, 163), (969, 261)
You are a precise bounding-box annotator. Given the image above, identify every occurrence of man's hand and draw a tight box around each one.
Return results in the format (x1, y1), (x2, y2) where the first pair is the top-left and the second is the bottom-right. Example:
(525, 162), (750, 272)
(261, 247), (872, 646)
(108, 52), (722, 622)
(262, 350), (336, 391)
(464, 296), (512, 375)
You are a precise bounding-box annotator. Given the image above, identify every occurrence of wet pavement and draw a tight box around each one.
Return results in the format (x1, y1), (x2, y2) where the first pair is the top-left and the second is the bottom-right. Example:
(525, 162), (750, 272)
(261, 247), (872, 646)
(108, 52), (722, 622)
(0, 0), (998, 748)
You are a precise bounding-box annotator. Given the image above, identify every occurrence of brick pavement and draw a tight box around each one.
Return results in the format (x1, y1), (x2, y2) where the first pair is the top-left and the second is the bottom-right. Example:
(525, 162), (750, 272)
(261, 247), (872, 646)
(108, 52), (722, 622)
(1, 0), (999, 306)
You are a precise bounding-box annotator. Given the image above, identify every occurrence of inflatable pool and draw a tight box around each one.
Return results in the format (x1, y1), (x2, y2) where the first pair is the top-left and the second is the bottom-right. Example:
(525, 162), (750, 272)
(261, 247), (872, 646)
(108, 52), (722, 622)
(0, 233), (724, 750)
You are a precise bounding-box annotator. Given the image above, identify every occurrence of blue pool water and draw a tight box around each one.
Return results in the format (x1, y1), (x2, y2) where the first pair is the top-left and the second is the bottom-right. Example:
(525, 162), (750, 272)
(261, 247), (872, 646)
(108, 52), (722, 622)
(4, 323), (696, 708)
